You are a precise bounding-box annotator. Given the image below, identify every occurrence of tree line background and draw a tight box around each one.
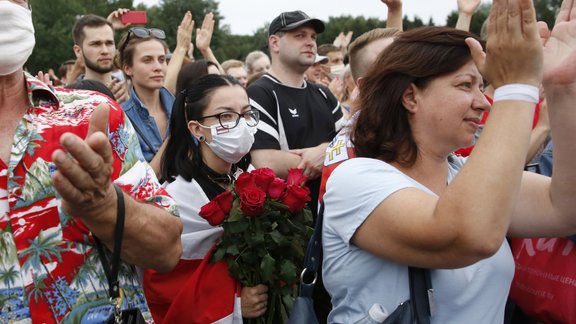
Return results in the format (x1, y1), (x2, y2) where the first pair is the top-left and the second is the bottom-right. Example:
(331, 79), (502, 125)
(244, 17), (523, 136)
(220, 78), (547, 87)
(27, 0), (561, 75)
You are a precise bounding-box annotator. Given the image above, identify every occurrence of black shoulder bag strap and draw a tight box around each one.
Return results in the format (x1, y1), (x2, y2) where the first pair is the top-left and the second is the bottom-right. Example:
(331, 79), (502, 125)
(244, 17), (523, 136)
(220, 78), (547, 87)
(299, 202), (324, 297)
(94, 184), (125, 322)
(409, 267), (433, 324)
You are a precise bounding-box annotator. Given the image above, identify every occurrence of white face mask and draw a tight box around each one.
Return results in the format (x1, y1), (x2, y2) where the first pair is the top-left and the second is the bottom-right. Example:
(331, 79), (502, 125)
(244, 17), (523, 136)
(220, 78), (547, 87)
(201, 119), (256, 164)
(0, 2), (35, 76)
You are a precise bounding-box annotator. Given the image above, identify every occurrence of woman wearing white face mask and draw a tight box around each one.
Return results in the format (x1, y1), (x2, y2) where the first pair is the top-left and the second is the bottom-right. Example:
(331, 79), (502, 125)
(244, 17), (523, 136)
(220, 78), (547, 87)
(143, 74), (268, 323)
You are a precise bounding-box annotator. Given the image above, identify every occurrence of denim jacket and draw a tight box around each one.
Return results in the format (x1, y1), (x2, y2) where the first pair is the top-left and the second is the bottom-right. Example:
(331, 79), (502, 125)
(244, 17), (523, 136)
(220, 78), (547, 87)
(121, 86), (174, 162)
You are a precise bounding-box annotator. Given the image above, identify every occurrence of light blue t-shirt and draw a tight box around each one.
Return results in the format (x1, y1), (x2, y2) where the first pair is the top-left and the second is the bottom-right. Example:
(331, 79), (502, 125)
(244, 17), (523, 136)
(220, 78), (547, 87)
(322, 157), (514, 324)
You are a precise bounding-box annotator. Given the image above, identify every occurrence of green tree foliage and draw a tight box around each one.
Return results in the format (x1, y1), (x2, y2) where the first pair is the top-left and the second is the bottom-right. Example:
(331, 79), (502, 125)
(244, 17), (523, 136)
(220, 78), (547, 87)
(445, 1), (561, 38)
(27, 0), (133, 74)
(534, 0), (562, 29)
(146, 0), (223, 59)
(26, 1), (561, 75)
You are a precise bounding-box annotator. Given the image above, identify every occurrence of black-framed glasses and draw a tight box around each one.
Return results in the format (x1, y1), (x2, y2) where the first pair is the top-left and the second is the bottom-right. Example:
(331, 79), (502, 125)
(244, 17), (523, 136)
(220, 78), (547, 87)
(128, 27), (166, 40)
(198, 110), (260, 129)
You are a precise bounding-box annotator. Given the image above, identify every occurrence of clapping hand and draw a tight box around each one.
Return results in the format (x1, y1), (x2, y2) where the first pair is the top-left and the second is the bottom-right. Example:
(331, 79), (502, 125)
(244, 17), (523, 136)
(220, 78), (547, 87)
(466, 0), (542, 88)
(196, 12), (215, 53)
(542, 0), (576, 90)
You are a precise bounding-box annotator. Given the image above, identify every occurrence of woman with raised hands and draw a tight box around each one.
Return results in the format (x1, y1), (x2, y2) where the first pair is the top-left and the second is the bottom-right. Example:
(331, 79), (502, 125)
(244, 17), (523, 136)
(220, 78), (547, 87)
(321, 0), (576, 323)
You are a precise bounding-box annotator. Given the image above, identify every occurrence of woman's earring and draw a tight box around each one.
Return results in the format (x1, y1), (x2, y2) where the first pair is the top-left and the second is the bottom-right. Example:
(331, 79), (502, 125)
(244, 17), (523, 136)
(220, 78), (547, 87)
(198, 135), (205, 142)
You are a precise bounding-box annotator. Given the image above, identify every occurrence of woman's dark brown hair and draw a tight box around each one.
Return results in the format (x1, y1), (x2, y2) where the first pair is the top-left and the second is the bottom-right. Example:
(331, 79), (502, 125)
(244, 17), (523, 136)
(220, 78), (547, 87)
(353, 26), (483, 166)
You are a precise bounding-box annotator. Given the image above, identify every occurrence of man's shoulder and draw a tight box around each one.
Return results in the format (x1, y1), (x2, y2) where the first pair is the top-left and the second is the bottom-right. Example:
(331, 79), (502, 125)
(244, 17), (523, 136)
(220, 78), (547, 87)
(247, 74), (276, 92)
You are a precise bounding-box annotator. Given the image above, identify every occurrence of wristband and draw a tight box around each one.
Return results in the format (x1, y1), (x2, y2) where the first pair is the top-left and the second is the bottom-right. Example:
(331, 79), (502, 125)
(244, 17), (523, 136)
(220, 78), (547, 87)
(493, 83), (539, 104)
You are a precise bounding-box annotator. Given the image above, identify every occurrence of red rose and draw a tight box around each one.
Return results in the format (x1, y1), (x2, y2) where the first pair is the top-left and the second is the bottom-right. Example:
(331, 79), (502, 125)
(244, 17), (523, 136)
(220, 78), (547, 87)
(287, 168), (308, 187)
(213, 191), (233, 214)
(267, 178), (286, 200)
(199, 201), (226, 226)
(282, 184), (311, 213)
(235, 172), (256, 195)
(251, 168), (276, 192)
(239, 187), (266, 217)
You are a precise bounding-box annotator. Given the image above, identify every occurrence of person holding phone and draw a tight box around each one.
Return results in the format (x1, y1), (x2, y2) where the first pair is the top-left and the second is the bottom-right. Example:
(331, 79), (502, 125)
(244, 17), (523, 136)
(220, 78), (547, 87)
(71, 10), (131, 103)
(116, 27), (174, 163)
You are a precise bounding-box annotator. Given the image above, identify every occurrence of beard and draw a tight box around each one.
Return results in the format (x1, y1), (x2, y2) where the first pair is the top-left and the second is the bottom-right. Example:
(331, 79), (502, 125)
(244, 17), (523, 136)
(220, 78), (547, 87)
(83, 53), (114, 74)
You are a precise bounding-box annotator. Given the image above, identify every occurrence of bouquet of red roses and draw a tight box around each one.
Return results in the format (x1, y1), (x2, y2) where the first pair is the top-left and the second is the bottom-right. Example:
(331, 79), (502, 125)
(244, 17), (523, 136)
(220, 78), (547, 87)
(199, 168), (314, 324)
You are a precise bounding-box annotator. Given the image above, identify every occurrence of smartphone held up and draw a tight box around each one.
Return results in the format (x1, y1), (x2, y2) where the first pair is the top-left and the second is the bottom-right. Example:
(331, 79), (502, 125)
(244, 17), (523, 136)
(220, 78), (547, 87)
(121, 11), (147, 25)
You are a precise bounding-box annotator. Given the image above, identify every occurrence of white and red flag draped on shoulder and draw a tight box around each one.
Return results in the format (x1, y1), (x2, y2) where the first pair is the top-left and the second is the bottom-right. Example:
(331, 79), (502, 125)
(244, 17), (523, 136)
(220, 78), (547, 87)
(162, 251), (243, 324)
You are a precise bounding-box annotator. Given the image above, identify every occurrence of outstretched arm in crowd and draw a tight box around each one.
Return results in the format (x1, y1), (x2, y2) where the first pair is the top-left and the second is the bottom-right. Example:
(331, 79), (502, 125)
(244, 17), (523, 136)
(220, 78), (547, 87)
(508, 0), (576, 238)
(165, 11), (194, 95)
(52, 105), (182, 272)
(196, 12), (224, 74)
(455, 0), (481, 31)
(383, 0), (403, 30)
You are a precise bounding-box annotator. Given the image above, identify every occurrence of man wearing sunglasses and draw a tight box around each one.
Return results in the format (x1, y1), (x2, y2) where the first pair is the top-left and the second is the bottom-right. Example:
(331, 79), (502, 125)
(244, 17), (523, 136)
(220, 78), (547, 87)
(0, 1), (182, 322)
(71, 10), (131, 103)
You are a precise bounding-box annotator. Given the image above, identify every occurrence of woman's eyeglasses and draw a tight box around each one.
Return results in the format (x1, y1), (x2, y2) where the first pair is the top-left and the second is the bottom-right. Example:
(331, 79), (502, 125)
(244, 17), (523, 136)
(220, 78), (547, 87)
(198, 110), (260, 129)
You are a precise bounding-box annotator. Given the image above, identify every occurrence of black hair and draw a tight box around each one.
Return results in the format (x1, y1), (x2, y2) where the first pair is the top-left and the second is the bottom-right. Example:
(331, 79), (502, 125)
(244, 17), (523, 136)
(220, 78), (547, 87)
(161, 74), (244, 182)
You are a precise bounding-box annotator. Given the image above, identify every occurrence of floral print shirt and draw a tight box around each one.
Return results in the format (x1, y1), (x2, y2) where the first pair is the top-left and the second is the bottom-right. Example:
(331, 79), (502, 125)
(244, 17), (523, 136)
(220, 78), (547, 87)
(0, 73), (177, 323)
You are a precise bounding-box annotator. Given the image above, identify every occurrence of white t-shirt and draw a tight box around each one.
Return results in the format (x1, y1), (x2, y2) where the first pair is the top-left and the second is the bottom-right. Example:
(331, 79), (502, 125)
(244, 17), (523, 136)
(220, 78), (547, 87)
(322, 157), (514, 324)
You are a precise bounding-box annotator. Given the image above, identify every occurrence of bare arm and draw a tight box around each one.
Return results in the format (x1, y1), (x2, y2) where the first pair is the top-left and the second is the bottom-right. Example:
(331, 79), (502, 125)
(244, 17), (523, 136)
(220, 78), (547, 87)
(250, 149), (301, 179)
(196, 12), (224, 74)
(525, 98), (550, 163)
(51, 105), (182, 272)
(353, 0), (543, 269)
(383, 0), (403, 30)
(455, 0), (481, 31)
(149, 138), (168, 178)
(509, 4), (576, 237)
(165, 11), (194, 95)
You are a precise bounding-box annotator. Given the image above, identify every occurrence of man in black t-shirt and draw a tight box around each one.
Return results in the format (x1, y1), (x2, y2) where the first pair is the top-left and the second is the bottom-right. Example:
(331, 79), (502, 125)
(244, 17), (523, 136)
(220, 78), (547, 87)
(247, 10), (343, 215)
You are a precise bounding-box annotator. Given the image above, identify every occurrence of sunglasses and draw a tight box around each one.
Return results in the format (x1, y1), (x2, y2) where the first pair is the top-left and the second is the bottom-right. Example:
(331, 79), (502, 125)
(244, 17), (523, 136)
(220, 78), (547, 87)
(128, 27), (166, 40)
(119, 28), (166, 54)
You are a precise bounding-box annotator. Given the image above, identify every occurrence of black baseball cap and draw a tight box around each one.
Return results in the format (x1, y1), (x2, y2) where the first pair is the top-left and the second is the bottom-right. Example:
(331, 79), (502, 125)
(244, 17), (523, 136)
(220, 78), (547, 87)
(268, 10), (325, 36)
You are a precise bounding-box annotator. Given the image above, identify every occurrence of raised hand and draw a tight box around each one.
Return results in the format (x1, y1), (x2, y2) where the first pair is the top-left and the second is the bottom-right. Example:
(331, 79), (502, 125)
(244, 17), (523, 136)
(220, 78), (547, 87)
(542, 0), (576, 89)
(35, 71), (52, 86)
(458, 0), (482, 15)
(107, 8), (131, 30)
(51, 105), (115, 222)
(382, 0), (402, 10)
(467, 0), (542, 88)
(176, 11), (194, 54)
(107, 79), (128, 104)
(333, 31), (353, 49)
(196, 12), (215, 53)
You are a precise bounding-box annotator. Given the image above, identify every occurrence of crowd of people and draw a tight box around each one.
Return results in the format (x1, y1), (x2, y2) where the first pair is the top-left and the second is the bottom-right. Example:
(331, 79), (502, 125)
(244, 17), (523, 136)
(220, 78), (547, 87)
(1, 0), (575, 323)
